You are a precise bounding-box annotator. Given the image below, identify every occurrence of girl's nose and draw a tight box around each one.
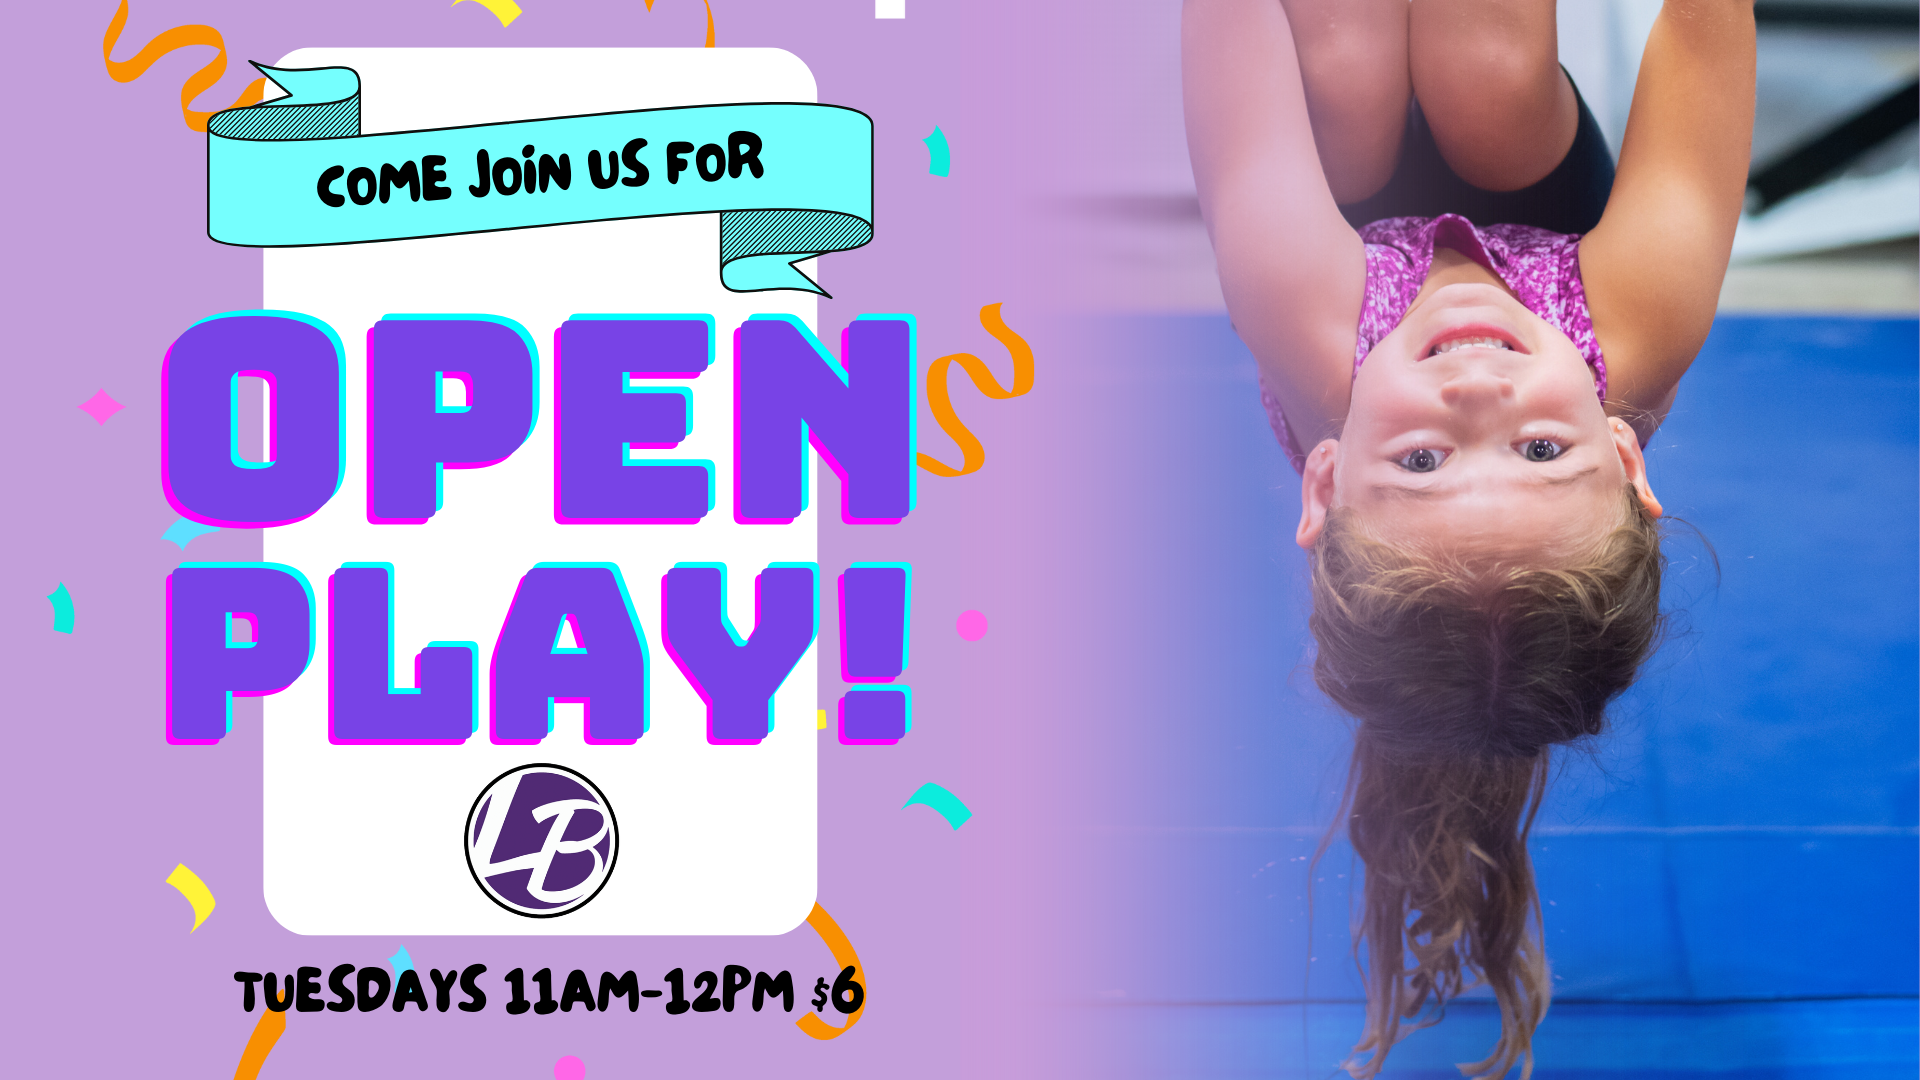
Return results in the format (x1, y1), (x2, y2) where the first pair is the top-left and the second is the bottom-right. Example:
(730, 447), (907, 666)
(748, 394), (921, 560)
(1440, 371), (1516, 410)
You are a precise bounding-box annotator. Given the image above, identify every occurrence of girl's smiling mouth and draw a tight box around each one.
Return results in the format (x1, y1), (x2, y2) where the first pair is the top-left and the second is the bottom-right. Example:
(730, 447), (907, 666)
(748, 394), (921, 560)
(1422, 323), (1526, 358)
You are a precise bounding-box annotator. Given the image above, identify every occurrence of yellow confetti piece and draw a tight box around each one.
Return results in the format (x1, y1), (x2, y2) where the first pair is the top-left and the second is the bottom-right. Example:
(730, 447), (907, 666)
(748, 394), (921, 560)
(165, 862), (216, 932)
(817, 709), (827, 730)
(452, 0), (522, 27)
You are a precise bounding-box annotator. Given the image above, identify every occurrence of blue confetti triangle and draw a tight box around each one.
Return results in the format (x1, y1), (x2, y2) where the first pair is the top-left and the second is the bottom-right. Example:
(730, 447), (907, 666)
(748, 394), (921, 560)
(163, 517), (222, 550)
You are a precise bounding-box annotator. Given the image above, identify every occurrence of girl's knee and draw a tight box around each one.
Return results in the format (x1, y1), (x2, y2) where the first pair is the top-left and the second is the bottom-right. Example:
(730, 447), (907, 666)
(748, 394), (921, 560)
(1410, 0), (1563, 134)
(1277, 0), (1414, 201)
(1412, 30), (1573, 190)
(1415, 41), (1562, 137)
(1294, 34), (1410, 201)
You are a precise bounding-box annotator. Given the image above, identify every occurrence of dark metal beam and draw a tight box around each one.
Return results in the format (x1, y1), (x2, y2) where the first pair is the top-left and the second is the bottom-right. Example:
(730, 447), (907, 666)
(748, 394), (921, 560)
(1748, 78), (1919, 210)
(1754, 3), (1920, 27)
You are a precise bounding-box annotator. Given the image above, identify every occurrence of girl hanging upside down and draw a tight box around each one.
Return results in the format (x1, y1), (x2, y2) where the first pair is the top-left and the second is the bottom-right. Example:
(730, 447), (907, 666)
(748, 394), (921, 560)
(1182, 2), (1754, 1076)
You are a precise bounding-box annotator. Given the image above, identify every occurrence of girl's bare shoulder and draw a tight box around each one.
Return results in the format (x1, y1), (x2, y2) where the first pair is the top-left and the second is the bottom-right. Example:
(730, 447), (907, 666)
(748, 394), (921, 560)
(1240, 270), (1366, 452)
(1183, 0), (1370, 444)
(1579, 0), (1755, 437)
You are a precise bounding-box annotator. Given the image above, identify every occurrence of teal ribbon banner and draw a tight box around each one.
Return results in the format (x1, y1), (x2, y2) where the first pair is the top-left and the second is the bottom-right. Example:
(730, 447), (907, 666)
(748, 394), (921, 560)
(208, 66), (873, 294)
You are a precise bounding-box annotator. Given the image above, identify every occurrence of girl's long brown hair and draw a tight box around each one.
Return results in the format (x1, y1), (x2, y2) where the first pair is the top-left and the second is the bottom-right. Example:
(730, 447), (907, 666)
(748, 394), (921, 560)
(1308, 490), (1666, 1079)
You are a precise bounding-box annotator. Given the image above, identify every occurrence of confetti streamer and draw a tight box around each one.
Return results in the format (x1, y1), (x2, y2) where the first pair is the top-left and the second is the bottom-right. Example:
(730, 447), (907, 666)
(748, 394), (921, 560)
(164, 862), (217, 932)
(451, 0), (522, 28)
(100, 1), (266, 133)
(643, 0), (716, 47)
(918, 304), (1035, 477)
(233, 987), (287, 1080)
(796, 903), (866, 1040)
(902, 782), (972, 829)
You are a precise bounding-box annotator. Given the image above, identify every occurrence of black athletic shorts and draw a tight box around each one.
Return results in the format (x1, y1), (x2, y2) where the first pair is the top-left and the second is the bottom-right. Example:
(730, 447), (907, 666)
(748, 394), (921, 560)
(1337, 72), (1615, 235)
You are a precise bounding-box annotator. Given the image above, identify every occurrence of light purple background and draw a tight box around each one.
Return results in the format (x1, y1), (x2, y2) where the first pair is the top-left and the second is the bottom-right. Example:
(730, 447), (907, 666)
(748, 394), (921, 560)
(4, 1), (1176, 1076)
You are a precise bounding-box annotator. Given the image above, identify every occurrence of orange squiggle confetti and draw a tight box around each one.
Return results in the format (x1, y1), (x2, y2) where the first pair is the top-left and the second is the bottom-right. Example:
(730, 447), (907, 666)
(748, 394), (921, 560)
(101, 0), (266, 133)
(918, 303), (1035, 477)
(643, 0), (716, 47)
(233, 986), (288, 1080)
(796, 903), (866, 1040)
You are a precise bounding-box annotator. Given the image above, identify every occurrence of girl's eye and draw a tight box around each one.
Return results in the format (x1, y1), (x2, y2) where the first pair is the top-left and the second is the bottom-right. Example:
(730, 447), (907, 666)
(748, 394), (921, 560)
(1397, 448), (1447, 473)
(1521, 438), (1564, 462)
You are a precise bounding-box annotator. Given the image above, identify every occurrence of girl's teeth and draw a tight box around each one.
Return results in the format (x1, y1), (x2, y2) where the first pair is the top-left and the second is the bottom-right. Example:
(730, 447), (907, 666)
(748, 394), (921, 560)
(1432, 336), (1510, 355)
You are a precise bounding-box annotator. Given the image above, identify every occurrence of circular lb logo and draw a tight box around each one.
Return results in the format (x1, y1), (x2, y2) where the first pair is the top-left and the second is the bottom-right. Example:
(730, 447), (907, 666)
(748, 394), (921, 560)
(464, 763), (618, 918)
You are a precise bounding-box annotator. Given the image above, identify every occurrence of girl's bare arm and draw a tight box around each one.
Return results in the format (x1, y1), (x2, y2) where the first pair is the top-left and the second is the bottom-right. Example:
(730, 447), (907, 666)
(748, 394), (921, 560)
(1581, 0), (1756, 436)
(1184, 0), (1366, 442)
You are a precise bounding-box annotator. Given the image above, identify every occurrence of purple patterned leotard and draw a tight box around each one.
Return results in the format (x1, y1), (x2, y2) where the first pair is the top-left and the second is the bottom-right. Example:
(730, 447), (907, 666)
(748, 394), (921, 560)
(1262, 213), (1608, 473)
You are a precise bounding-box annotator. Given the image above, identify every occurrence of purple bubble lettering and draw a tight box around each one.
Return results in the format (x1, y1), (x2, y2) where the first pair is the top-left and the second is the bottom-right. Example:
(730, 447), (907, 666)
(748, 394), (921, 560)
(555, 317), (714, 524)
(837, 563), (910, 682)
(166, 563), (315, 744)
(733, 315), (916, 524)
(836, 563), (911, 745)
(837, 686), (911, 745)
(162, 312), (343, 528)
(661, 563), (817, 745)
(368, 317), (537, 524)
(327, 564), (477, 745)
(490, 565), (648, 745)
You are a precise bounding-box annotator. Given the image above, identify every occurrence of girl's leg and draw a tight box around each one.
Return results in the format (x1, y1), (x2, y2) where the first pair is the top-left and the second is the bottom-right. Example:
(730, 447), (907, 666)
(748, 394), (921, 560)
(1279, 0), (1411, 205)
(1408, 0), (1578, 192)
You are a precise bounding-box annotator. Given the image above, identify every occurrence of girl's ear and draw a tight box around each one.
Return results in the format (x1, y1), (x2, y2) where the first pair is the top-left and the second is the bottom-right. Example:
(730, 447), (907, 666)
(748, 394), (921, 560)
(1609, 418), (1662, 518)
(1296, 439), (1339, 547)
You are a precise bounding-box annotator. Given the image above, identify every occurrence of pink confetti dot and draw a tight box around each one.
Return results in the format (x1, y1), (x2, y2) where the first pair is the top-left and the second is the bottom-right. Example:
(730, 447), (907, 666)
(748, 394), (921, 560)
(554, 1056), (585, 1080)
(78, 389), (124, 426)
(955, 610), (988, 641)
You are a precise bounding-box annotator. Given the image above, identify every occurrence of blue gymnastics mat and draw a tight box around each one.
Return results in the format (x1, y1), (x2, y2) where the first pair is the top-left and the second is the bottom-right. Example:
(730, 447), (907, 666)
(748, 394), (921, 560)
(1063, 998), (1918, 1078)
(1059, 315), (1918, 1077)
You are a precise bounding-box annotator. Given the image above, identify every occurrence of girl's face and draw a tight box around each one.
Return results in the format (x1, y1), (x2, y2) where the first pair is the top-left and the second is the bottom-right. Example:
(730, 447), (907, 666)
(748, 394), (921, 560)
(1296, 280), (1660, 557)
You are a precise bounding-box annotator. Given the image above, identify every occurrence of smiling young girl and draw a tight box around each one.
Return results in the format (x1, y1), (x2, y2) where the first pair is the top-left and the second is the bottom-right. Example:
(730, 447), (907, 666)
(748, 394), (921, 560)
(1183, 1), (1755, 1076)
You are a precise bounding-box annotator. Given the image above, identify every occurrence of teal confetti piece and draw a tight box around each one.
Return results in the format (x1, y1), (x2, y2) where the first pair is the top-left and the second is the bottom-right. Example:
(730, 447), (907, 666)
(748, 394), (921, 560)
(163, 517), (222, 550)
(922, 125), (950, 177)
(388, 945), (414, 974)
(902, 782), (971, 829)
(47, 584), (74, 634)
